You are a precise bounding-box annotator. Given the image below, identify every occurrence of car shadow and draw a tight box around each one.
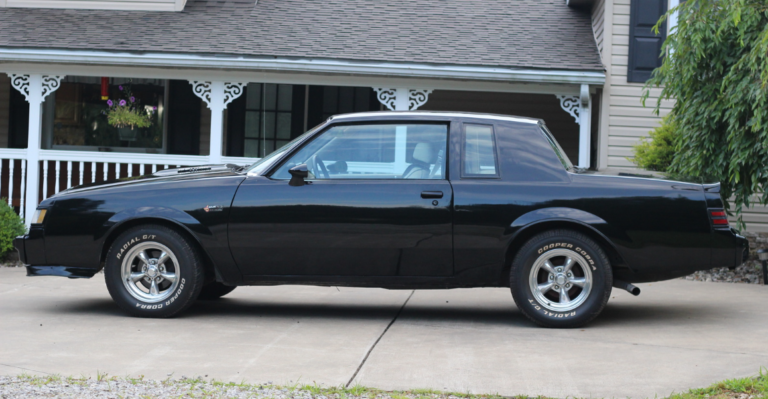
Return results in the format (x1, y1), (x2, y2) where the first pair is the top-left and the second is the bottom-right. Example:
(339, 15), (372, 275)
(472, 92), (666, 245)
(48, 295), (725, 329)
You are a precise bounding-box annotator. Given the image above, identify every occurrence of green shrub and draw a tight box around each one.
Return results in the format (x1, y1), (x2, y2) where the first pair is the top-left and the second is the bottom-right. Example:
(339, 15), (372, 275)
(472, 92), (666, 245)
(0, 199), (25, 259)
(632, 118), (678, 173)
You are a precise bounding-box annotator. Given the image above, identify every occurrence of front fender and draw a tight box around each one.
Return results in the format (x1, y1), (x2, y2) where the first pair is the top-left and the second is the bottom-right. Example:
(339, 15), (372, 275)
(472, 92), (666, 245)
(103, 206), (212, 240)
(98, 206), (241, 283)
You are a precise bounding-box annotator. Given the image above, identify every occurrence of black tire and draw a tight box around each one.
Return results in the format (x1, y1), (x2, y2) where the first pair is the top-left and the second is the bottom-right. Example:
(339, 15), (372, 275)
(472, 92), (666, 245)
(510, 229), (612, 328)
(104, 225), (205, 318)
(197, 282), (236, 300)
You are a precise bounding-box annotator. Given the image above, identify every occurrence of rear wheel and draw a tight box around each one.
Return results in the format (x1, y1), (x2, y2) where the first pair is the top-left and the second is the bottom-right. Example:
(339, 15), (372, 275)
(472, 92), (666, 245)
(197, 282), (236, 300)
(104, 225), (204, 318)
(510, 229), (612, 328)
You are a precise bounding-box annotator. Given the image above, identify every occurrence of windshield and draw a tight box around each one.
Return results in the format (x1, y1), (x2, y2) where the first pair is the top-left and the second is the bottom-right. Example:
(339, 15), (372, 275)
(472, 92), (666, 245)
(245, 124), (322, 175)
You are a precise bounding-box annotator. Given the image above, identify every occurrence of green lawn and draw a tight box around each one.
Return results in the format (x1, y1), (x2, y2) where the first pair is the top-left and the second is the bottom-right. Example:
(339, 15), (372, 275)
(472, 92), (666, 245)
(2, 369), (766, 399)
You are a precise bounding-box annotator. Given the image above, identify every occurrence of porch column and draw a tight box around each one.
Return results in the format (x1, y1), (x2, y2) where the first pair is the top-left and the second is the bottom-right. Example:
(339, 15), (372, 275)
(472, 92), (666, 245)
(556, 84), (592, 169)
(373, 88), (433, 173)
(189, 81), (246, 164)
(9, 74), (63, 226)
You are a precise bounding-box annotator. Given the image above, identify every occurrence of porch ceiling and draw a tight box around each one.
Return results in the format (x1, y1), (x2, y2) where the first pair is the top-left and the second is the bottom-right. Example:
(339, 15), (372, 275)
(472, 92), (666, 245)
(0, 0), (604, 73)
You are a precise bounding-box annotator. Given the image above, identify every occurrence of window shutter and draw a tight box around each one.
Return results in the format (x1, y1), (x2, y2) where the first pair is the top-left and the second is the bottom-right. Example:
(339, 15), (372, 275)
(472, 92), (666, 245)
(627, 0), (668, 83)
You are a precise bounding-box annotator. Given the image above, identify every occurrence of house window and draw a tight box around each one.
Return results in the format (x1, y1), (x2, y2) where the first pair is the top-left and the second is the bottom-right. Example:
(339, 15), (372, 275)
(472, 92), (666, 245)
(242, 84), (294, 158)
(305, 86), (381, 128)
(226, 84), (306, 158)
(627, 0), (668, 83)
(42, 77), (166, 152)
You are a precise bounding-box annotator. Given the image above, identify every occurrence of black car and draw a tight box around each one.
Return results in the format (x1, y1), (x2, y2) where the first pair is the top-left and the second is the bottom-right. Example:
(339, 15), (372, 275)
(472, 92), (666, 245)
(14, 111), (748, 327)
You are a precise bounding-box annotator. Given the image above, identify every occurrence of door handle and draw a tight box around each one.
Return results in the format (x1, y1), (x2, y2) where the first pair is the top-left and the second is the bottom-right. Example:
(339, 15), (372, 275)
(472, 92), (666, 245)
(421, 191), (444, 199)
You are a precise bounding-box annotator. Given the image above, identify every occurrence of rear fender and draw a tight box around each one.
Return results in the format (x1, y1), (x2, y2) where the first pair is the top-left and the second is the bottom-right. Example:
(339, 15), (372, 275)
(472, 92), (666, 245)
(505, 207), (632, 271)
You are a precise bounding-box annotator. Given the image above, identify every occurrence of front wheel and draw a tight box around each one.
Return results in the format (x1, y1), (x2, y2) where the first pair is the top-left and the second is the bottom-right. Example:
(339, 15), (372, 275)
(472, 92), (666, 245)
(104, 225), (205, 318)
(510, 229), (612, 328)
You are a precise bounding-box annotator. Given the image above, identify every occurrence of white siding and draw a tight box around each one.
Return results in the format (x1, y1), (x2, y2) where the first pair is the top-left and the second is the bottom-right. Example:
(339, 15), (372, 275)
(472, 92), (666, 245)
(2, 0), (186, 11)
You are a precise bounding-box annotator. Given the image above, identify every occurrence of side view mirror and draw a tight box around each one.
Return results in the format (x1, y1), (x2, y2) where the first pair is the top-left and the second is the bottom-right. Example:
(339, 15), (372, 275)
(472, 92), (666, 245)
(288, 164), (309, 186)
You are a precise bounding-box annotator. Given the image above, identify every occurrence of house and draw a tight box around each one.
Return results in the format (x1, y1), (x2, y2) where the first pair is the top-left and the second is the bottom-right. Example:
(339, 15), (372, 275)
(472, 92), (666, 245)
(0, 0), (762, 231)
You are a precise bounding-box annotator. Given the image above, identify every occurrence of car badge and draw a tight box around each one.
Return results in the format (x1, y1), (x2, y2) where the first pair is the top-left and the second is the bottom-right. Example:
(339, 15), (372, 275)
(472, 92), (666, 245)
(204, 205), (223, 213)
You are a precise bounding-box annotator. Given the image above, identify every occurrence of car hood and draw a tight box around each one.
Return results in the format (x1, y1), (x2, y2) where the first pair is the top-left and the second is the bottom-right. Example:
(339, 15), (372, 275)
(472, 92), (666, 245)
(54, 164), (245, 197)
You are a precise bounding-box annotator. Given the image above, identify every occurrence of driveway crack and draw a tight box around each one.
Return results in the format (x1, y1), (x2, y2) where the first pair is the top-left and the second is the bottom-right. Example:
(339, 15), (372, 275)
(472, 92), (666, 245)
(346, 289), (415, 388)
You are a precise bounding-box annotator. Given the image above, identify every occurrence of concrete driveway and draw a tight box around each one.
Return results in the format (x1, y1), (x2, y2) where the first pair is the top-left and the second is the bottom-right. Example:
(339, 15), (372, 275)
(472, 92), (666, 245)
(0, 267), (766, 399)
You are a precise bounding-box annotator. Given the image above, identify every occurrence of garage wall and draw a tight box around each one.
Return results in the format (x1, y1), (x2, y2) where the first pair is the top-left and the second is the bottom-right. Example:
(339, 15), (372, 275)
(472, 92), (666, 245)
(419, 90), (581, 163)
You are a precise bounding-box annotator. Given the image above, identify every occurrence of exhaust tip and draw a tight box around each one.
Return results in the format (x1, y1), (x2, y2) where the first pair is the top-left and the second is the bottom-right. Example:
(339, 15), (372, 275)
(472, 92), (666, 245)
(614, 280), (641, 296)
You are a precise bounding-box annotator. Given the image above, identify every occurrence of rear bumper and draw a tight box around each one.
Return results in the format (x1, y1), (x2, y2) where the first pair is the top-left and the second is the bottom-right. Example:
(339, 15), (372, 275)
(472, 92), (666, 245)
(735, 229), (749, 266)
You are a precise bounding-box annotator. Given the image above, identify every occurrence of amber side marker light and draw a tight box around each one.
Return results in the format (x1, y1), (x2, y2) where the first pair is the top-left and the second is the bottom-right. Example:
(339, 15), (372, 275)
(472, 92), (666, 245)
(32, 209), (47, 224)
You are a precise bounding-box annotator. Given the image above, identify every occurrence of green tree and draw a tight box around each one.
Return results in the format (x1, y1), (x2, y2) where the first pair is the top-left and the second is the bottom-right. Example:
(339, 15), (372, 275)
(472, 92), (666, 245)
(643, 0), (768, 228)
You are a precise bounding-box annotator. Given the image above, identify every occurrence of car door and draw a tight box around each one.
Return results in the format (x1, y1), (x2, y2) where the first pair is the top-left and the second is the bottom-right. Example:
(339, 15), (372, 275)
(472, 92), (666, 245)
(228, 122), (454, 277)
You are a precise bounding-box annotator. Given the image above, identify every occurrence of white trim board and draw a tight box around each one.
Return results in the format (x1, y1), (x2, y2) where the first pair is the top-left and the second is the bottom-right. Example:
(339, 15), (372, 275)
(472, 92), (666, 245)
(2, 0), (186, 11)
(0, 48), (605, 86)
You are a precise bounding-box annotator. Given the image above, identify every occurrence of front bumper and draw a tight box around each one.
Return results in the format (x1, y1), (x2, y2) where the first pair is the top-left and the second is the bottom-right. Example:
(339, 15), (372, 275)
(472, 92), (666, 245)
(13, 226), (45, 265)
(15, 232), (98, 279)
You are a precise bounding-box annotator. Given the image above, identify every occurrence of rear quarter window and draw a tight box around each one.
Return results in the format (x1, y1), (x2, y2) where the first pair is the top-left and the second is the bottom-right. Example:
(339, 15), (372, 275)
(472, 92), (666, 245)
(493, 122), (571, 183)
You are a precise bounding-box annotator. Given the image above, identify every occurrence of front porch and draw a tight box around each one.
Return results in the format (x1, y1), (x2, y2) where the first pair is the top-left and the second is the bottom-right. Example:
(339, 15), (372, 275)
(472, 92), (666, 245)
(0, 61), (602, 225)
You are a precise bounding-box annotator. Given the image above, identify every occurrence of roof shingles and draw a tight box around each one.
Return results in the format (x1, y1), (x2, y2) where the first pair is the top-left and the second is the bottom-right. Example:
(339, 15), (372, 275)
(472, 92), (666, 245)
(0, 0), (604, 72)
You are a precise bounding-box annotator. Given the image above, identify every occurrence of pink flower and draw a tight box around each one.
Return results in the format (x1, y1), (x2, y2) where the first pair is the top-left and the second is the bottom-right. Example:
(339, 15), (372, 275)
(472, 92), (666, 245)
(119, 99), (126, 106)
(118, 85), (123, 91)
(106, 100), (113, 106)
(129, 96), (135, 103)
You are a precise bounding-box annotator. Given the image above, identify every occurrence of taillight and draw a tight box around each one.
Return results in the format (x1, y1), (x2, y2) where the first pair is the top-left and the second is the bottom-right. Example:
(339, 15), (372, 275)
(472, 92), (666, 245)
(709, 209), (729, 227)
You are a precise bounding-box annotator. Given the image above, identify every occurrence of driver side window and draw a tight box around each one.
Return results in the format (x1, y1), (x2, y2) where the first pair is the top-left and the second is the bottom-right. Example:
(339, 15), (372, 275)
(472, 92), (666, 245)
(271, 123), (448, 180)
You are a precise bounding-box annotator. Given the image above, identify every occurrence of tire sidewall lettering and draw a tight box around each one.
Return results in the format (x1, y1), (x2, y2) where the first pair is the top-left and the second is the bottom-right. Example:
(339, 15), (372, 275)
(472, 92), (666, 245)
(536, 243), (597, 270)
(116, 234), (157, 260)
(135, 278), (186, 310)
(528, 299), (577, 318)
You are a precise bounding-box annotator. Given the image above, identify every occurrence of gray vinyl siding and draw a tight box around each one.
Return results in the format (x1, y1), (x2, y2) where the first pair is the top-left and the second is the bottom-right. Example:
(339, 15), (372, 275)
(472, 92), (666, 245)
(600, 0), (768, 232)
(592, 0), (606, 59)
(606, 0), (673, 169)
(0, 0), (184, 11)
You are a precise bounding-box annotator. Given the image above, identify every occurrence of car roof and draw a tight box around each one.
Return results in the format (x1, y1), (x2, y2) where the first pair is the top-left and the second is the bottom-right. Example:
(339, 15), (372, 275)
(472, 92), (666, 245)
(329, 111), (540, 125)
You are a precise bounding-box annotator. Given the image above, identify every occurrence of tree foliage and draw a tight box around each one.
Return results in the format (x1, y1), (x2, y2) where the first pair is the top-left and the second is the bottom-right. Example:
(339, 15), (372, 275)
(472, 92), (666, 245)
(644, 0), (768, 228)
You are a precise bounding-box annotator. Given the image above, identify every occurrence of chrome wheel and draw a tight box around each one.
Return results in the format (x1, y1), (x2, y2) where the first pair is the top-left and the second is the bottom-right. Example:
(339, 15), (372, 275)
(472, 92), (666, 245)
(120, 242), (180, 303)
(528, 248), (593, 312)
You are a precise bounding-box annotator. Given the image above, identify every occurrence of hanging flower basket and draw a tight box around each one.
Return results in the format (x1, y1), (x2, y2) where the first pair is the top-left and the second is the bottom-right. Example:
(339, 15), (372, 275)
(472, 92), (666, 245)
(117, 127), (138, 142)
(104, 84), (155, 131)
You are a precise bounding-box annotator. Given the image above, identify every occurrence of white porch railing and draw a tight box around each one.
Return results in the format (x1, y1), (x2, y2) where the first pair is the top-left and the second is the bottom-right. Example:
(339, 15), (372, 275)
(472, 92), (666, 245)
(0, 148), (258, 218)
